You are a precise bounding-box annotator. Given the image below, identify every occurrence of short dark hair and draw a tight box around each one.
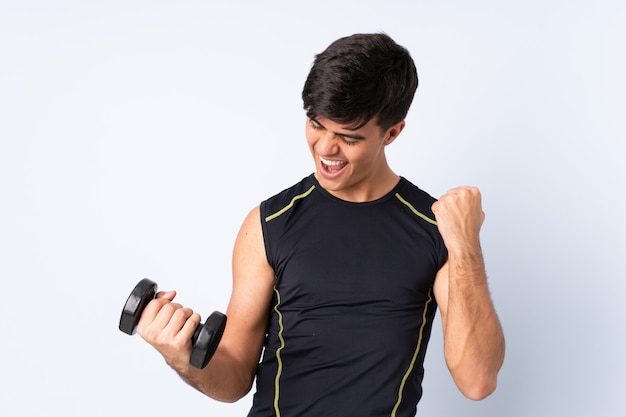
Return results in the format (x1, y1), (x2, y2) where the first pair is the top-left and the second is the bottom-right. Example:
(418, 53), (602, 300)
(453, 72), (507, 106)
(302, 33), (418, 131)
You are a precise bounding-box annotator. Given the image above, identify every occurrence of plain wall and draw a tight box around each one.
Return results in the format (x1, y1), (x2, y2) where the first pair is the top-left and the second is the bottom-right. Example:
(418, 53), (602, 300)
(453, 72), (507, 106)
(1, 1), (624, 416)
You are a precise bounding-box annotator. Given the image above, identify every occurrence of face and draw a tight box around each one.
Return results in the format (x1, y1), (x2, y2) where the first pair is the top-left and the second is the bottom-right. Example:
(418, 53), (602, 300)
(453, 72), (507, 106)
(305, 116), (405, 202)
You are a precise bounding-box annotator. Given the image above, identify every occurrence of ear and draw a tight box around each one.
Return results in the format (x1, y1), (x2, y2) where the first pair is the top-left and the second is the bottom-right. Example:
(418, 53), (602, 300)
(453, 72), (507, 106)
(383, 120), (406, 145)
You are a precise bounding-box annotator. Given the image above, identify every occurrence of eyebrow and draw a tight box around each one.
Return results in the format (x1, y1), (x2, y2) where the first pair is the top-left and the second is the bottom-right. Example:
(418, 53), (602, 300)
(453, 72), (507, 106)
(311, 118), (367, 140)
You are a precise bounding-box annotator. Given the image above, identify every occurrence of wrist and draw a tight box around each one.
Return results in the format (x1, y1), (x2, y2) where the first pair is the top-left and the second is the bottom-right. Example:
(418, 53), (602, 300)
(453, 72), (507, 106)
(446, 245), (486, 282)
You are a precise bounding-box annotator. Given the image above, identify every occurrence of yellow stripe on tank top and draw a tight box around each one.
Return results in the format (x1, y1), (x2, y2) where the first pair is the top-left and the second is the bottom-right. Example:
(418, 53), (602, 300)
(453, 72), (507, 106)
(394, 193), (438, 226)
(273, 286), (286, 416)
(391, 287), (434, 417)
(265, 185), (316, 222)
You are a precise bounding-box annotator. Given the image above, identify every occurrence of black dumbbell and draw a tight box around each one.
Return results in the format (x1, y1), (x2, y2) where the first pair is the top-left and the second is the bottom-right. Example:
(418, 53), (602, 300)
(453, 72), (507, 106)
(119, 278), (227, 369)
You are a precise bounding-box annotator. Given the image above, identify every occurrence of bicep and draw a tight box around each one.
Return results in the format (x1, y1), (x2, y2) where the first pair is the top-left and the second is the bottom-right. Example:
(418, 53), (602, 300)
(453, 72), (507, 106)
(221, 206), (275, 374)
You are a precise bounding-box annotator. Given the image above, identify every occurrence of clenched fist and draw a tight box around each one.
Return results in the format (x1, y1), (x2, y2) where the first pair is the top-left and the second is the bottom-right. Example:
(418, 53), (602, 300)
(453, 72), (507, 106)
(431, 186), (485, 254)
(136, 291), (202, 369)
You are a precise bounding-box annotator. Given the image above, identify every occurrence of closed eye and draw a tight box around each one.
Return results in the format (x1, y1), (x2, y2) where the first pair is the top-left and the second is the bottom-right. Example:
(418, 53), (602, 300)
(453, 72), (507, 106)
(309, 118), (365, 145)
(309, 119), (325, 131)
(338, 135), (359, 145)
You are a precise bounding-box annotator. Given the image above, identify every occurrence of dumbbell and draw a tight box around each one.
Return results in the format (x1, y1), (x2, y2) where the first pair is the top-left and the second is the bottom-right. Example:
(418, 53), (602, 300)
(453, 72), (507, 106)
(119, 278), (226, 369)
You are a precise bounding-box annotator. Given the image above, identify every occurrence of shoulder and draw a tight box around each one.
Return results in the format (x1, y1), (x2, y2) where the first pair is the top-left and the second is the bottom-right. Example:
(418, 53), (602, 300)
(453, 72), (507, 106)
(394, 178), (448, 268)
(393, 177), (439, 226)
(261, 175), (317, 222)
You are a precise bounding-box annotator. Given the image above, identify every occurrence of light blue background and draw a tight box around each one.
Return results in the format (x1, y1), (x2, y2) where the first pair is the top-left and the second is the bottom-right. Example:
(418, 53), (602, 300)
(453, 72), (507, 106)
(1, 1), (624, 416)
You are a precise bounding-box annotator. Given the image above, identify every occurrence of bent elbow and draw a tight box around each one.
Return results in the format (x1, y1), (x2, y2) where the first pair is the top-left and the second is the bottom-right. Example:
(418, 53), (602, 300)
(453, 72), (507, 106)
(208, 379), (254, 403)
(215, 394), (246, 404)
(207, 386), (252, 403)
(460, 376), (498, 401)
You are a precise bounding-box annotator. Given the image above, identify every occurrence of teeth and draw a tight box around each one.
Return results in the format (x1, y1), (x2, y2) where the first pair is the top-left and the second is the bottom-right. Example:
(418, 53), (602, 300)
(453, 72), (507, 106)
(320, 157), (346, 166)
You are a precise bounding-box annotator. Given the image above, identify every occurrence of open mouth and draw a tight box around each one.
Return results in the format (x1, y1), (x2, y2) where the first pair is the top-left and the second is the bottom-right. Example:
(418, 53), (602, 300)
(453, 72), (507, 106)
(320, 156), (347, 174)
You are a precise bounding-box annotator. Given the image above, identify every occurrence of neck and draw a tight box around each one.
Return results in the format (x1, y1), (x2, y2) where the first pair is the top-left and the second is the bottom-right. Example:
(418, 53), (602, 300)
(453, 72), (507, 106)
(319, 169), (400, 203)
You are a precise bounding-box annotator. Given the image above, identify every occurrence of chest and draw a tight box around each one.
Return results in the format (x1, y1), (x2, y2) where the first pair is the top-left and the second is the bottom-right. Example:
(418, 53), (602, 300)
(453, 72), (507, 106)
(270, 199), (439, 310)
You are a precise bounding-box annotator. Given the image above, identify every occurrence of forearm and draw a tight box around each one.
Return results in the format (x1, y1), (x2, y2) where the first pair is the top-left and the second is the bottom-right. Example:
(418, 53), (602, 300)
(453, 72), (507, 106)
(442, 247), (505, 400)
(170, 345), (256, 402)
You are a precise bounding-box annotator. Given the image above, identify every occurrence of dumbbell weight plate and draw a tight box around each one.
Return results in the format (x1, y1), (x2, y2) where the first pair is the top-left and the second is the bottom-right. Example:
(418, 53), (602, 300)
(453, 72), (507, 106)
(119, 278), (158, 335)
(190, 311), (227, 369)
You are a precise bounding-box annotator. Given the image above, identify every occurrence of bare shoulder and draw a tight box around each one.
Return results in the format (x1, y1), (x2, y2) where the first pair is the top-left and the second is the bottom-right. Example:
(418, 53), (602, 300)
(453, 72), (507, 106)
(236, 205), (262, 241)
(230, 205), (274, 314)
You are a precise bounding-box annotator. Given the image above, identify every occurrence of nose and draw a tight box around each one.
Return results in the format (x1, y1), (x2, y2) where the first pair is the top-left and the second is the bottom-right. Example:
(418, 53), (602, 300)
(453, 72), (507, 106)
(316, 130), (339, 155)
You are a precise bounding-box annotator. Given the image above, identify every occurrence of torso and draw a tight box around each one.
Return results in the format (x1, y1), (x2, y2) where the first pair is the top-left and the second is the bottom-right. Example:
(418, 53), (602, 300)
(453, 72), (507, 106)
(249, 174), (447, 417)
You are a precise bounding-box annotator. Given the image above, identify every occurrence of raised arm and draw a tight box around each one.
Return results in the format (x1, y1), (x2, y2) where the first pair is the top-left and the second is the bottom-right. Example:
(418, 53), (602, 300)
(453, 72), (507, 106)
(432, 186), (505, 400)
(136, 206), (275, 402)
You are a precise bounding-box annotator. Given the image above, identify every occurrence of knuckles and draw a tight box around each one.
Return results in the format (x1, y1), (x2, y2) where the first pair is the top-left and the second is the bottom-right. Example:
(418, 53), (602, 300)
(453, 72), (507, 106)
(171, 306), (195, 323)
(159, 302), (183, 316)
(434, 187), (483, 212)
(432, 186), (486, 236)
(443, 186), (481, 201)
(136, 299), (196, 344)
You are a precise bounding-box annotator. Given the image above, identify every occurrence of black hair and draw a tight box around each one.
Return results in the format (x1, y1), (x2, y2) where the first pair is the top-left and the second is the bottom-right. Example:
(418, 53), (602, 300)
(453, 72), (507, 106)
(302, 33), (418, 131)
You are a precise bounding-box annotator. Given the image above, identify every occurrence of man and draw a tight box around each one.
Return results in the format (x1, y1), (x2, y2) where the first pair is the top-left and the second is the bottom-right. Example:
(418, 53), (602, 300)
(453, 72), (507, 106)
(137, 33), (505, 416)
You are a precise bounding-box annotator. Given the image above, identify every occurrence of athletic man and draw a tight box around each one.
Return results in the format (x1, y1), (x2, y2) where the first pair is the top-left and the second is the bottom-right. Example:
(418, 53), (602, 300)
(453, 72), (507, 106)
(136, 33), (505, 416)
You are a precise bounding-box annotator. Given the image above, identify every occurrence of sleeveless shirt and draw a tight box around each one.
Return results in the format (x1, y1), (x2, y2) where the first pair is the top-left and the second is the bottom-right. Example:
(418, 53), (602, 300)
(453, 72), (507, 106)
(248, 174), (447, 417)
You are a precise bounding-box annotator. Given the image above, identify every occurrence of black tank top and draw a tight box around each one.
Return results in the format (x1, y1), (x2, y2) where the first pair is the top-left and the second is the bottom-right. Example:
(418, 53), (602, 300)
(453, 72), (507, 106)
(249, 174), (447, 417)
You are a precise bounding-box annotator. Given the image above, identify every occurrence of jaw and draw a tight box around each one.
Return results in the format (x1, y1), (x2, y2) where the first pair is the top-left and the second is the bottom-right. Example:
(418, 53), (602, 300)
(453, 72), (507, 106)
(314, 155), (357, 196)
(314, 154), (397, 202)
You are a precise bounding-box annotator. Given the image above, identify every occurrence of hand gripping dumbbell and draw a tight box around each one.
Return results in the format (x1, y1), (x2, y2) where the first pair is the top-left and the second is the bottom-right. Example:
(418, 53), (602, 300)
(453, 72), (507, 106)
(119, 278), (227, 369)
